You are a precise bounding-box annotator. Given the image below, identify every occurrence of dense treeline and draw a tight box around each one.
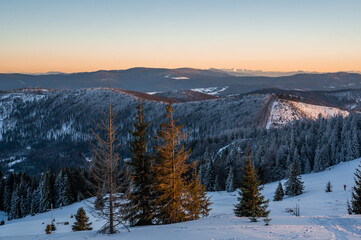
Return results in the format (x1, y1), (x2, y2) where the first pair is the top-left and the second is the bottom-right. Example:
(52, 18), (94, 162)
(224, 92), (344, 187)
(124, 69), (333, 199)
(0, 167), (92, 220)
(198, 113), (361, 190)
(0, 89), (269, 174)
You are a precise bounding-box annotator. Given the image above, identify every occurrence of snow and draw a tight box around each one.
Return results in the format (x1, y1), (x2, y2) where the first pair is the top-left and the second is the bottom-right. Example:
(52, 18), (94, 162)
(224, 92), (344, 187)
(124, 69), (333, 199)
(191, 86), (229, 96)
(0, 93), (45, 140)
(164, 74), (190, 80)
(266, 100), (349, 129)
(1, 159), (361, 239)
(7, 157), (26, 167)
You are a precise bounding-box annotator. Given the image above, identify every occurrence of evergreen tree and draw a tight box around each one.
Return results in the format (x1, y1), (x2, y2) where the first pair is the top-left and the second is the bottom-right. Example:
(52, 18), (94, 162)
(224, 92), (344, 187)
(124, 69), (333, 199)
(351, 164), (361, 214)
(38, 171), (54, 213)
(285, 161), (304, 196)
(234, 148), (270, 222)
(9, 186), (20, 220)
(325, 181), (332, 192)
(153, 104), (191, 224)
(204, 160), (216, 191)
(30, 188), (40, 215)
(185, 164), (212, 220)
(72, 207), (93, 231)
(125, 101), (155, 226)
(273, 182), (284, 201)
(225, 166), (236, 192)
(55, 172), (73, 208)
(88, 88), (128, 234)
(213, 175), (221, 191)
(0, 171), (4, 211)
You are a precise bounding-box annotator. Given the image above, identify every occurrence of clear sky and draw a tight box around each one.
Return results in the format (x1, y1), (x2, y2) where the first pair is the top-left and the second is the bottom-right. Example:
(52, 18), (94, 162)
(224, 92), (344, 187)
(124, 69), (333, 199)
(1, 0), (360, 73)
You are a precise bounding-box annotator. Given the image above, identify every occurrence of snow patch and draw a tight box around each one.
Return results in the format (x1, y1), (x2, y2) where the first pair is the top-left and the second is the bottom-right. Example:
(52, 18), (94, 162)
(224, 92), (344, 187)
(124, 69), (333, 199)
(266, 99), (349, 129)
(192, 86), (229, 96)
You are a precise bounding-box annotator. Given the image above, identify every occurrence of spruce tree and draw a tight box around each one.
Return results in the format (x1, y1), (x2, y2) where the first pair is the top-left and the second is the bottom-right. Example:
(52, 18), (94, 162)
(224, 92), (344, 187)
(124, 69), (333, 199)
(204, 160), (216, 191)
(225, 166), (236, 192)
(153, 103), (191, 224)
(285, 161), (304, 196)
(72, 207), (92, 231)
(9, 186), (20, 220)
(351, 164), (361, 214)
(88, 88), (128, 234)
(125, 101), (155, 226)
(325, 181), (332, 192)
(273, 182), (284, 201)
(38, 171), (54, 213)
(0, 172), (4, 211)
(234, 148), (270, 222)
(185, 164), (212, 220)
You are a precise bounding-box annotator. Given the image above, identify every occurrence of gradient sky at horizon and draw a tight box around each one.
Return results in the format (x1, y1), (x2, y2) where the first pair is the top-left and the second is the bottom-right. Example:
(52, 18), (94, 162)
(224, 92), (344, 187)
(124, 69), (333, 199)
(1, 0), (360, 73)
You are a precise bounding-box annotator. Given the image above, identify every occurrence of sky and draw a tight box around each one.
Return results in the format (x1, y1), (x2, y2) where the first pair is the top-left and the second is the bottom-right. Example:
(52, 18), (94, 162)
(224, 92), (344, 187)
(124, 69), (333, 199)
(0, 0), (360, 73)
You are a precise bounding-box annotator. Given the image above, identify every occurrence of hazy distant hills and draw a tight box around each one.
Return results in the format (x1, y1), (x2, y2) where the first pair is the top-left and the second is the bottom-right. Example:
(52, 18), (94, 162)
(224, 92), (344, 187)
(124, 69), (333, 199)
(1, 68), (361, 95)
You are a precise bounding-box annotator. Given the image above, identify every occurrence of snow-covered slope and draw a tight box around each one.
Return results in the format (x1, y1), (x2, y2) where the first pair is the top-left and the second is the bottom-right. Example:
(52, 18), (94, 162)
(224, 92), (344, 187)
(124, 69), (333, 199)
(1, 158), (361, 240)
(266, 99), (349, 129)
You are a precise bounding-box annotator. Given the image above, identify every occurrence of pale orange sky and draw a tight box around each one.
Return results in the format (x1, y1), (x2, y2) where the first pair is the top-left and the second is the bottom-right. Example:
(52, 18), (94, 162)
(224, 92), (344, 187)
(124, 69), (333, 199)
(1, 0), (360, 74)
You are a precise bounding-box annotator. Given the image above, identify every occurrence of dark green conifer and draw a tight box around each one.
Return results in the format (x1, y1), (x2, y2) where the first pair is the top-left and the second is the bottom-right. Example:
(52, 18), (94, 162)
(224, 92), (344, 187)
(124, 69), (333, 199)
(234, 147), (270, 222)
(273, 182), (284, 201)
(185, 164), (212, 220)
(125, 101), (155, 226)
(153, 104), (191, 224)
(72, 207), (92, 231)
(285, 162), (304, 196)
(325, 181), (332, 193)
(351, 165), (361, 214)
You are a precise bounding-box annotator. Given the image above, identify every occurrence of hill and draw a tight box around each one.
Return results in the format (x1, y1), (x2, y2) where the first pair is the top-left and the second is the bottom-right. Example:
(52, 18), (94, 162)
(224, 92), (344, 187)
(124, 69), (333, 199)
(1, 68), (361, 95)
(0, 88), (355, 175)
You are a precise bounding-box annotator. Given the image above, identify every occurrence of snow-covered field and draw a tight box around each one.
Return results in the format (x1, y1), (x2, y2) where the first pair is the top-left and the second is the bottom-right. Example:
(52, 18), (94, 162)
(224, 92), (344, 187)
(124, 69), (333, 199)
(266, 99), (349, 129)
(1, 159), (361, 240)
(191, 86), (229, 96)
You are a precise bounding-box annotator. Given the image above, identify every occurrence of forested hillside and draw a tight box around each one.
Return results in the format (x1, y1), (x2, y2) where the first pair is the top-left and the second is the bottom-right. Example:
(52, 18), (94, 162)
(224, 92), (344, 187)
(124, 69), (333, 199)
(0, 87), (360, 189)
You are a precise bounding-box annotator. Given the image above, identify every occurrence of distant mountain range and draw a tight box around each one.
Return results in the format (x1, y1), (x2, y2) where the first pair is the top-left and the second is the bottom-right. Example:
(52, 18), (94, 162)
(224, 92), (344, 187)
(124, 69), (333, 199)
(1, 68), (361, 95)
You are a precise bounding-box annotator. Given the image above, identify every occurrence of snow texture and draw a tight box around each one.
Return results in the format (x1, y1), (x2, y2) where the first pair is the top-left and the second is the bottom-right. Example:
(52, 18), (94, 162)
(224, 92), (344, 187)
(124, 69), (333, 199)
(266, 99), (349, 129)
(191, 86), (229, 96)
(1, 158), (361, 239)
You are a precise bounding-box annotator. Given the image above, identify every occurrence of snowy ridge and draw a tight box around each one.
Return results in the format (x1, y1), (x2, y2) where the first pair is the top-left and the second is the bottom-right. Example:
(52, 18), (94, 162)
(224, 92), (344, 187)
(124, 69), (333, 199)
(266, 99), (349, 129)
(0, 93), (45, 140)
(191, 86), (229, 96)
(2, 158), (361, 239)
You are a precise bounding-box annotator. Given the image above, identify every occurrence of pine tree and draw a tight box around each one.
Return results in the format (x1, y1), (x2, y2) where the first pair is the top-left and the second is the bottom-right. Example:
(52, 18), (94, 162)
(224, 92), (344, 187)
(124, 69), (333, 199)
(204, 160), (216, 191)
(0, 172), (4, 211)
(225, 166), (236, 192)
(38, 171), (54, 213)
(45, 224), (52, 234)
(125, 101), (155, 226)
(214, 175), (221, 191)
(284, 161), (304, 196)
(234, 147), (270, 222)
(185, 164), (212, 220)
(153, 103), (191, 224)
(72, 207), (92, 231)
(351, 164), (361, 214)
(30, 188), (40, 215)
(325, 181), (332, 192)
(273, 182), (284, 201)
(88, 88), (128, 234)
(55, 171), (73, 208)
(9, 186), (20, 220)
(347, 199), (353, 214)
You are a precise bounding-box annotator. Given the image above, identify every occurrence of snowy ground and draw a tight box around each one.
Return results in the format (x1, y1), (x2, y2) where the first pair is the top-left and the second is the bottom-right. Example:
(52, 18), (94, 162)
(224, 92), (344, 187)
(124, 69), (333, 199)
(1, 159), (361, 240)
(266, 99), (349, 129)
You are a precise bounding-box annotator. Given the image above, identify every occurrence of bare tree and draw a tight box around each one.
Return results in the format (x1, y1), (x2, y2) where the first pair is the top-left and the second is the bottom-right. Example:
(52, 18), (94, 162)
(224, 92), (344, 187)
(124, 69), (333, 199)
(88, 88), (129, 234)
